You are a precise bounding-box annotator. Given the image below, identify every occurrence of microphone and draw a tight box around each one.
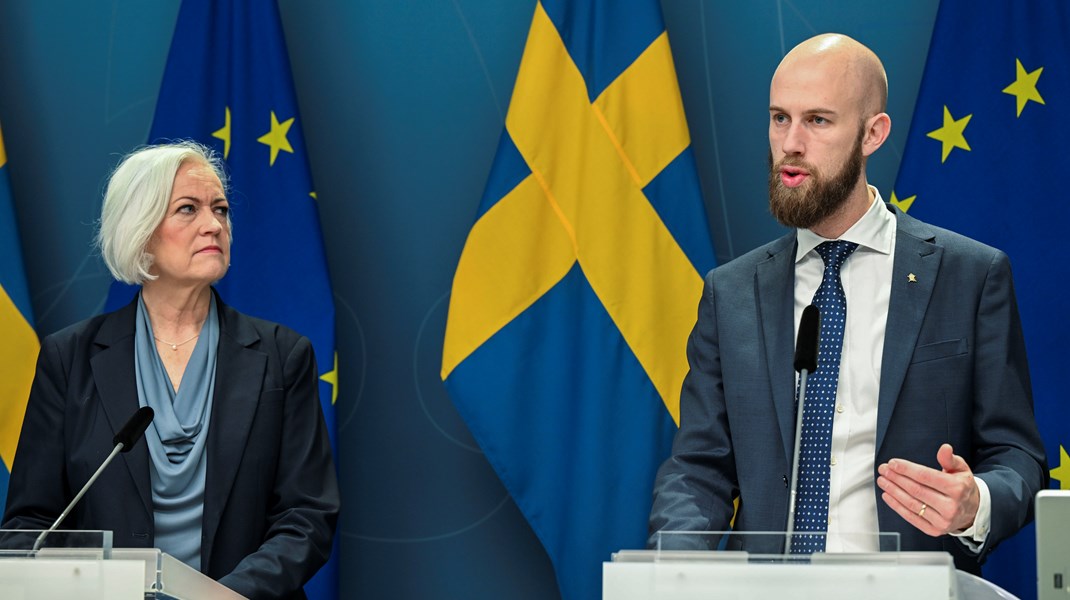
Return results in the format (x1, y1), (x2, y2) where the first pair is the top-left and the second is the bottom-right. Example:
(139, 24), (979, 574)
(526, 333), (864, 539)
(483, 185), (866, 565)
(785, 305), (819, 553)
(793, 305), (820, 374)
(32, 406), (154, 552)
(113, 406), (155, 452)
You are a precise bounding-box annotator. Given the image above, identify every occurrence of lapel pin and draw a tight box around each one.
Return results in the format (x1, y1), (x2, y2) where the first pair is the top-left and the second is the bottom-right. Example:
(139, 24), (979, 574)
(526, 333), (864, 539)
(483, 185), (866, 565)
(907, 273), (917, 283)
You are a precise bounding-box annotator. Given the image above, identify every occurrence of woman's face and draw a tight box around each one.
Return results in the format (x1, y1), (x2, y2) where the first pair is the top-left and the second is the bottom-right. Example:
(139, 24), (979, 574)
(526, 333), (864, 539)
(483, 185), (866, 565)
(145, 160), (231, 287)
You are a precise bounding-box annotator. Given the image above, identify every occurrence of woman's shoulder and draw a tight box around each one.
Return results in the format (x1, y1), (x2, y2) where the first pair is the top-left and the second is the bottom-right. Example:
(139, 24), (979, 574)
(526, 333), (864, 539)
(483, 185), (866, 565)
(41, 301), (136, 352)
(217, 301), (309, 352)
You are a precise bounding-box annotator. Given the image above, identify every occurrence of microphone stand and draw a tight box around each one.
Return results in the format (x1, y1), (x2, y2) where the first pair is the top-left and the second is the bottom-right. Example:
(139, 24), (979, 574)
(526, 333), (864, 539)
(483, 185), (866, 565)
(29, 406), (151, 554)
(32, 442), (128, 553)
(785, 304), (819, 556)
(785, 367), (811, 555)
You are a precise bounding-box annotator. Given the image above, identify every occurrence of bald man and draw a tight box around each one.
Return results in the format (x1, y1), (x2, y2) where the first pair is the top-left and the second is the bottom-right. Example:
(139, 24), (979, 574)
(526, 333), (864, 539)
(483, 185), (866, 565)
(648, 34), (1046, 574)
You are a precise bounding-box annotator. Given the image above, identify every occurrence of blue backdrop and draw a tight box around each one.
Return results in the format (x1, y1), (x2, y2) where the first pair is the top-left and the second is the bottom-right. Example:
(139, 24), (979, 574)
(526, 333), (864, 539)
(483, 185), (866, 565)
(0, 1), (943, 598)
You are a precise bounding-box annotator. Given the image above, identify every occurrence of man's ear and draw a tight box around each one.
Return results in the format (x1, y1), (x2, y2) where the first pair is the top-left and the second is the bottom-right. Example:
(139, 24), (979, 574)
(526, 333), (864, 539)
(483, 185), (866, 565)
(862, 112), (891, 157)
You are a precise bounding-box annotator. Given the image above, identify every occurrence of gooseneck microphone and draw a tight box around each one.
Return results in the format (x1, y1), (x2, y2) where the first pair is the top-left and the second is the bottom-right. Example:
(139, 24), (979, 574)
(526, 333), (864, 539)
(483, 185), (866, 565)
(112, 406), (155, 452)
(792, 305), (820, 375)
(785, 305), (819, 553)
(32, 406), (154, 552)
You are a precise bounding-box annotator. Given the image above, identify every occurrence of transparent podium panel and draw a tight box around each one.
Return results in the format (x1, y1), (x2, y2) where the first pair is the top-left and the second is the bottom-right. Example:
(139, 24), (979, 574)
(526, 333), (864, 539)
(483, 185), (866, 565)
(109, 548), (247, 600)
(654, 530), (900, 557)
(0, 529), (113, 558)
(605, 532), (964, 600)
(0, 531), (247, 599)
(0, 530), (138, 599)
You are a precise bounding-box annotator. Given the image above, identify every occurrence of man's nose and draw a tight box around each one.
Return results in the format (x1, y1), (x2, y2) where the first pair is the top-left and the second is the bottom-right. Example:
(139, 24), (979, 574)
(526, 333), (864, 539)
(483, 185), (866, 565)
(781, 123), (806, 155)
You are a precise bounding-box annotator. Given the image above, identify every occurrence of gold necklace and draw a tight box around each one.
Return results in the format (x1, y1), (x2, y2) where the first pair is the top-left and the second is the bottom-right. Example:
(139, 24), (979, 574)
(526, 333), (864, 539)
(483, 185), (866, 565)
(154, 333), (200, 351)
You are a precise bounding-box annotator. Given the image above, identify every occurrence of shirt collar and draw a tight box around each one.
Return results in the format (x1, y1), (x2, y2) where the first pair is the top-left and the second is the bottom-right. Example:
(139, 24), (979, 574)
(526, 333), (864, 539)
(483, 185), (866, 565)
(795, 185), (895, 263)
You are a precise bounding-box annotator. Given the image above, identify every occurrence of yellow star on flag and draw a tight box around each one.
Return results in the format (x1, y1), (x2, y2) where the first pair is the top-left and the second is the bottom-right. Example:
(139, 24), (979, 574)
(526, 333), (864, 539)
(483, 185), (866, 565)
(212, 106), (232, 159)
(319, 351), (339, 405)
(1051, 444), (1070, 490)
(257, 110), (295, 166)
(890, 191), (917, 213)
(1002, 58), (1045, 117)
(927, 106), (972, 163)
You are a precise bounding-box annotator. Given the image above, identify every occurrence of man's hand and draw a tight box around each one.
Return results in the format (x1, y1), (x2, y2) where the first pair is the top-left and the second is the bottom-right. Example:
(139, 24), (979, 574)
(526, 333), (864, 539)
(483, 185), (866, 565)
(877, 443), (979, 536)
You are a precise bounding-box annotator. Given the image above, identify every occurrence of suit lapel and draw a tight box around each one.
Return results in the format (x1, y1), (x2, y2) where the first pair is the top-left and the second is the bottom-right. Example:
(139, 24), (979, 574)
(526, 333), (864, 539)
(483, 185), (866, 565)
(201, 297), (265, 567)
(88, 298), (154, 520)
(756, 233), (798, 464)
(876, 210), (941, 453)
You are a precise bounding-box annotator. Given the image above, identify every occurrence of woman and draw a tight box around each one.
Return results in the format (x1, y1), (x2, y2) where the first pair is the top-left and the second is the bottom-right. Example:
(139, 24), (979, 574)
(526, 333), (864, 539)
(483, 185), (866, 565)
(3, 141), (339, 600)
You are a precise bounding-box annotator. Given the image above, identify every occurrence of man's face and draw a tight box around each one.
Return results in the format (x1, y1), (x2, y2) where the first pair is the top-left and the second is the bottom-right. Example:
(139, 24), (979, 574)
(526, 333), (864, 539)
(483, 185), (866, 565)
(768, 129), (864, 229)
(767, 57), (868, 229)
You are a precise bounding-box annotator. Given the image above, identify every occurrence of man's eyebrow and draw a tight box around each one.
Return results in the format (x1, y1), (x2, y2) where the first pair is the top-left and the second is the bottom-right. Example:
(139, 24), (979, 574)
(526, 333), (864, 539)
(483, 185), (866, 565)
(769, 105), (839, 117)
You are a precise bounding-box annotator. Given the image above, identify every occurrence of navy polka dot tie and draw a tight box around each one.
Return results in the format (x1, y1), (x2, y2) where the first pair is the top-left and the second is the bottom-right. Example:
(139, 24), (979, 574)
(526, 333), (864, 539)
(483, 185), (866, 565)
(791, 240), (858, 554)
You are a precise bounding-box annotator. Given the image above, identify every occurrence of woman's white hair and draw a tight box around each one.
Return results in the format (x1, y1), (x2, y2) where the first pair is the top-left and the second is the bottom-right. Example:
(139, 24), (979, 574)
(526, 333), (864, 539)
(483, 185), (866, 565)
(97, 141), (229, 284)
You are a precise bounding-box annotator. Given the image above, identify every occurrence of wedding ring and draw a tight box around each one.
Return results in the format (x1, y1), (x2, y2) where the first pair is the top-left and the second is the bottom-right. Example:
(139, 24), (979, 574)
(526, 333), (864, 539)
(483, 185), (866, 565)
(918, 503), (927, 517)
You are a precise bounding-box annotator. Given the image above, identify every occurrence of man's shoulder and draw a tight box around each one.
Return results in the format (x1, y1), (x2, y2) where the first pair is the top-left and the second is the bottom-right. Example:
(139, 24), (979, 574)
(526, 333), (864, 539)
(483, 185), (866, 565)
(704, 231), (795, 281)
(894, 207), (1005, 262)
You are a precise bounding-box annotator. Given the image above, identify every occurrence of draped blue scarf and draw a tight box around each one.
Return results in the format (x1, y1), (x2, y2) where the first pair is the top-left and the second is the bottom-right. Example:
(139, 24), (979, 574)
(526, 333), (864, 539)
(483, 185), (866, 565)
(134, 292), (218, 571)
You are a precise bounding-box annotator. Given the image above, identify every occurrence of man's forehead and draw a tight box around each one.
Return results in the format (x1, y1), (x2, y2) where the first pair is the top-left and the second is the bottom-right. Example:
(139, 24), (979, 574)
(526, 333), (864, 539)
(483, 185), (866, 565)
(771, 58), (859, 104)
(774, 51), (853, 83)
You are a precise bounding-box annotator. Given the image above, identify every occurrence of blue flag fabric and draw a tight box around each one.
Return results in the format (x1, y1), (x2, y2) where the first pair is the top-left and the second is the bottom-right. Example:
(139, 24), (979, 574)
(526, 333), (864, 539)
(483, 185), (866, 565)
(103, 1), (338, 596)
(893, 2), (1069, 597)
(0, 123), (40, 519)
(441, 1), (716, 599)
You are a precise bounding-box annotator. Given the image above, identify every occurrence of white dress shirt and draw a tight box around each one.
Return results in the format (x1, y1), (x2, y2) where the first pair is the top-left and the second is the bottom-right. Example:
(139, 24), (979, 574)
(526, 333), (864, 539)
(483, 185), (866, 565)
(792, 188), (990, 552)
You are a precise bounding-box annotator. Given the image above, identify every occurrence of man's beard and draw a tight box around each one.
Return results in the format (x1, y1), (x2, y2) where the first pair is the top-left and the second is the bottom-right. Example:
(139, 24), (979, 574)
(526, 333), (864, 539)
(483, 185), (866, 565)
(768, 133), (864, 230)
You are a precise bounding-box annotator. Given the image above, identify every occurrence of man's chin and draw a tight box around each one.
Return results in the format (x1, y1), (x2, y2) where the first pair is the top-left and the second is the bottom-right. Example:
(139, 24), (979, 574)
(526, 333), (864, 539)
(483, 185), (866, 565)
(770, 197), (818, 229)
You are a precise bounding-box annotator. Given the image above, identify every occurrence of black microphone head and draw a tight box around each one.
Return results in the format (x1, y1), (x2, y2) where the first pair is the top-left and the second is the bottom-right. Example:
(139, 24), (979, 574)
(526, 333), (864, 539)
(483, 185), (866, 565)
(113, 406), (154, 452)
(793, 305), (820, 373)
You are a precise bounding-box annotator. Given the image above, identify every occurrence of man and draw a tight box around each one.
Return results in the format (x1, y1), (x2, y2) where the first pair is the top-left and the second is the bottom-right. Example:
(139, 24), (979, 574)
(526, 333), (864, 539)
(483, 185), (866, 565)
(648, 33), (1046, 573)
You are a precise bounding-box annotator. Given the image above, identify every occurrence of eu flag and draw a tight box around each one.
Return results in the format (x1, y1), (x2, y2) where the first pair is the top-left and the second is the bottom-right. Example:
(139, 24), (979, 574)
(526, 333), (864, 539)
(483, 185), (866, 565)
(103, 1), (339, 596)
(893, 2), (1069, 597)
(441, 1), (716, 598)
(0, 123), (40, 518)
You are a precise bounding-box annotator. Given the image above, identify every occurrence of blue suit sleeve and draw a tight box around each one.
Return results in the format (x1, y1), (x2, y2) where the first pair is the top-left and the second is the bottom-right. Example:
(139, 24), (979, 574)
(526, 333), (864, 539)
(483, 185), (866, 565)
(648, 270), (739, 547)
(970, 250), (1047, 559)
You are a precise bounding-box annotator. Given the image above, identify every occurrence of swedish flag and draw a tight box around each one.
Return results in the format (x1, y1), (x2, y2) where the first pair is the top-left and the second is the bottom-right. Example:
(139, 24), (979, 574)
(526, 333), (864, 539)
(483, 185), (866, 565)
(0, 122), (40, 517)
(441, 1), (715, 598)
(103, 1), (338, 596)
(893, 1), (1069, 597)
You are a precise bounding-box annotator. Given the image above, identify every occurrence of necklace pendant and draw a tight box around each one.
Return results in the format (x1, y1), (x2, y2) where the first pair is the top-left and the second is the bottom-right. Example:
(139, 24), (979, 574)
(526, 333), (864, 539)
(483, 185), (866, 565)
(170, 344), (178, 351)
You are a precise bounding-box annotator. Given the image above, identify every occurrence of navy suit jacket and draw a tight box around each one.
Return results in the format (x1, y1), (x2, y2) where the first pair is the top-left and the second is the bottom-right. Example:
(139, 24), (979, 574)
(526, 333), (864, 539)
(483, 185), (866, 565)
(648, 205), (1047, 573)
(3, 292), (339, 600)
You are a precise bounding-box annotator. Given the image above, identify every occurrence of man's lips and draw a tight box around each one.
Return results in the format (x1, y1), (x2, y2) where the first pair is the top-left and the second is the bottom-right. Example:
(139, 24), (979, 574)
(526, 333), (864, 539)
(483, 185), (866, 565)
(779, 166), (810, 188)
